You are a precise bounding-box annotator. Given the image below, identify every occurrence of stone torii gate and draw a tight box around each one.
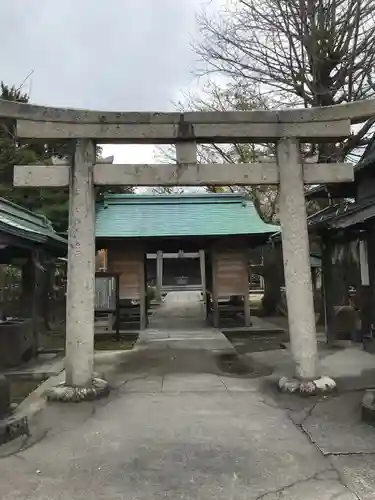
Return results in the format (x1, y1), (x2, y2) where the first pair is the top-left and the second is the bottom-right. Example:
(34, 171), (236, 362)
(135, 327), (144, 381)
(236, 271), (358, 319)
(4, 98), (373, 400)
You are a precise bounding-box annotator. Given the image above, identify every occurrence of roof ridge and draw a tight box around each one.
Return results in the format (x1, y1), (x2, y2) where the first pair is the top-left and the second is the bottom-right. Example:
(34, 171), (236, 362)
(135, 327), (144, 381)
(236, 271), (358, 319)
(101, 193), (250, 206)
(103, 192), (245, 199)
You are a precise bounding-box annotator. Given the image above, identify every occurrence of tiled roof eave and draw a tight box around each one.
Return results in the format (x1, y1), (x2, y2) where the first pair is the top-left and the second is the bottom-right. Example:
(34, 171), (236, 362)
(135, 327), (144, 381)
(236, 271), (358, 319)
(0, 220), (67, 248)
(308, 198), (375, 231)
(0, 221), (45, 243)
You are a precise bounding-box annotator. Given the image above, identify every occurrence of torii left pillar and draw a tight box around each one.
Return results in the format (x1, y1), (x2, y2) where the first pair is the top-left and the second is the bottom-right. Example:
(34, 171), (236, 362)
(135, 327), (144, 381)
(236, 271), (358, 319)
(65, 139), (95, 387)
(48, 140), (109, 401)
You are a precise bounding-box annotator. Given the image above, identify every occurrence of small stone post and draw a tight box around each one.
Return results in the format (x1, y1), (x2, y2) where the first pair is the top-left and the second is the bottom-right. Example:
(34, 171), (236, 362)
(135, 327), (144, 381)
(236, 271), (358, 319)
(156, 250), (163, 303)
(199, 250), (207, 318)
(277, 138), (335, 394)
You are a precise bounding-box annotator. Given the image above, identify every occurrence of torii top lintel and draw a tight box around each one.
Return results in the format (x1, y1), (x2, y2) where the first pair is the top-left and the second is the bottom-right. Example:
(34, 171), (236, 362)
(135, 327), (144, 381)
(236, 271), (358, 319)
(1, 98), (374, 144)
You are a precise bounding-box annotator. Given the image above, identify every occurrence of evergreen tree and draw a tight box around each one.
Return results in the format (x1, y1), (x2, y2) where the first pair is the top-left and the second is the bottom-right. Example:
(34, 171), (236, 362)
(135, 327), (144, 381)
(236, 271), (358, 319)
(0, 82), (133, 233)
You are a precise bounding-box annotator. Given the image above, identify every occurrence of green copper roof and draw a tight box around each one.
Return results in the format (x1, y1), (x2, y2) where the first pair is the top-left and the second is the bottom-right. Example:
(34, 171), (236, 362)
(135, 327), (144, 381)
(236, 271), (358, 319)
(0, 197), (66, 248)
(96, 193), (280, 239)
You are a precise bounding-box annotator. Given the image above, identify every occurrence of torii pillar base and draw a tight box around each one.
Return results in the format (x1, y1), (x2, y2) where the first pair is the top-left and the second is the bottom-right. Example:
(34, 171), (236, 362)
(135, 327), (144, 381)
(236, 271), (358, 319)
(45, 377), (109, 402)
(278, 376), (336, 395)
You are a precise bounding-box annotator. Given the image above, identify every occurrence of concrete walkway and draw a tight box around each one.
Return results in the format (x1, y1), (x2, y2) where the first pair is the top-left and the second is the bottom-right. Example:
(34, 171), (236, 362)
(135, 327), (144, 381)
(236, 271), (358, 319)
(0, 292), (374, 499)
(148, 290), (207, 331)
(138, 291), (232, 353)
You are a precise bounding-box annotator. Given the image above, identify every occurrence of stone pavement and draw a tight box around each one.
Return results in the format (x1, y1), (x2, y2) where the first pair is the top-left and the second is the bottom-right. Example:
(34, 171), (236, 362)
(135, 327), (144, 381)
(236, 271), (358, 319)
(0, 292), (375, 499)
(148, 290), (208, 331)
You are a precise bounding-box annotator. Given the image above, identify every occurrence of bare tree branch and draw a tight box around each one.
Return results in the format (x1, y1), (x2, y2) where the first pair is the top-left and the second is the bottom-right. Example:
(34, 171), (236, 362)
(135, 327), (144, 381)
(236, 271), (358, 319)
(194, 0), (375, 161)
(160, 0), (375, 214)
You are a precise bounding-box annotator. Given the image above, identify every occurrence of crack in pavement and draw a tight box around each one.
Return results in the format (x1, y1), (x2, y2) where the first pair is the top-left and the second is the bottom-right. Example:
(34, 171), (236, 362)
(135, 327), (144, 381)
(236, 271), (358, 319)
(297, 418), (375, 458)
(299, 400), (321, 424)
(256, 471), (359, 500)
(328, 456), (362, 500)
(327, 451), (375, 456)
(254, 469), (345, 499)
(254, 473), (320, 500)
(284, 402), (365, 498)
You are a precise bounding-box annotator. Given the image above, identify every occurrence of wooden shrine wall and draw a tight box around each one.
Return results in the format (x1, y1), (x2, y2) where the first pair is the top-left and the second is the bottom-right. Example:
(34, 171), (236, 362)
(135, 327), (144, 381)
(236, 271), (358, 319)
(107, 245), (145, 300)
(213, 248), (249, 298)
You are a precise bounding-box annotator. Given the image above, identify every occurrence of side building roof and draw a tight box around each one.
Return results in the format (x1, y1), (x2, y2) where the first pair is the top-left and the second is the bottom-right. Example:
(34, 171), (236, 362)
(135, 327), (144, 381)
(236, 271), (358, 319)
(307, 133), (375, 231)
(0, 197), (66, 251)
(305, 134), (375, 202)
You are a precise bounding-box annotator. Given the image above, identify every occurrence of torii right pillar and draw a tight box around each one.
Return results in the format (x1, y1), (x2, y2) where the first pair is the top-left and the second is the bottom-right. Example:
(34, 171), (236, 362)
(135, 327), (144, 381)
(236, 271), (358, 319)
(277, 137), (336, 395)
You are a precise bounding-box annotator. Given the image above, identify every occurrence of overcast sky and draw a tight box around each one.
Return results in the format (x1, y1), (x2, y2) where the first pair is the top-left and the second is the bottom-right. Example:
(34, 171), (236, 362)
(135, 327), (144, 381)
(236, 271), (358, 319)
(1, 0), (220, 164)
